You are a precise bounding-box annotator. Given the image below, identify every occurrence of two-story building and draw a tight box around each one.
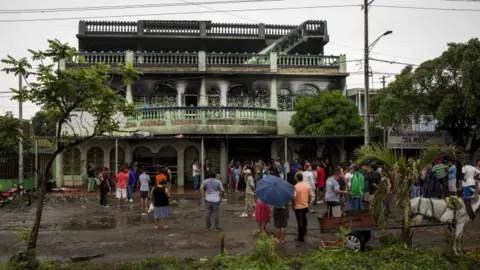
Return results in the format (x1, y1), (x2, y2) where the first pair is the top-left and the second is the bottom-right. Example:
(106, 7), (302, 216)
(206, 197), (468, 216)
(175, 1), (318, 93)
(55, 19), (362, 188)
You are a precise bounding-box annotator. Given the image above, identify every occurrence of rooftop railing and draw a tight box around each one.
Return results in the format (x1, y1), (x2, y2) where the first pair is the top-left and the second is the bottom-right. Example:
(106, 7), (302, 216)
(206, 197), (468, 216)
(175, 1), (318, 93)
(79, 20), (325, 38)
(68, 51), (342, 69)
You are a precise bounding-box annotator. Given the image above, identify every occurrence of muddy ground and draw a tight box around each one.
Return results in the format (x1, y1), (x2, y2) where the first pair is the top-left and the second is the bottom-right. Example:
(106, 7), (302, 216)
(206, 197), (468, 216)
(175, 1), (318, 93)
(1, 193), (480, 264)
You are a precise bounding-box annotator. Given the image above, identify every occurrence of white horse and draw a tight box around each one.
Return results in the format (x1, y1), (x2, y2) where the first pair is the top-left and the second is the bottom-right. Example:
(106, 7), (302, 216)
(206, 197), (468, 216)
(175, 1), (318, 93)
(410, 193), (480, 254)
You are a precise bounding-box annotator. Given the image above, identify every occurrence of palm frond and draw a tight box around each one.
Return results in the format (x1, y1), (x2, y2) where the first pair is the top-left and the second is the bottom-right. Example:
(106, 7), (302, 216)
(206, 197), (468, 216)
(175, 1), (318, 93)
(371, 180), (389, 229)
(355, 142), (402, 169)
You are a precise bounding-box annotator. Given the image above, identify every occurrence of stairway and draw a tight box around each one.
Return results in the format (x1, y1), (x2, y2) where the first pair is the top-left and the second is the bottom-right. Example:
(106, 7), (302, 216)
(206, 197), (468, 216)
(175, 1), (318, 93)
(259, 20), (326, 55)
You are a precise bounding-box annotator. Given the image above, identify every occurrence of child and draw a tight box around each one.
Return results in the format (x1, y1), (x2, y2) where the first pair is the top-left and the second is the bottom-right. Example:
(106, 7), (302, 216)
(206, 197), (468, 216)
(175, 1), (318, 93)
(273, 203), (289, 244)
(234, 165), (241, 192)
(254, 198), (270, 234)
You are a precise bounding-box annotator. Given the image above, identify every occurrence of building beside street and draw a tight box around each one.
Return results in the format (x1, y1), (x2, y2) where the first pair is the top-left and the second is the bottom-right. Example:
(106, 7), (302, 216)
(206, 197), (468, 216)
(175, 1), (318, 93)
(55, 19), (361, 188)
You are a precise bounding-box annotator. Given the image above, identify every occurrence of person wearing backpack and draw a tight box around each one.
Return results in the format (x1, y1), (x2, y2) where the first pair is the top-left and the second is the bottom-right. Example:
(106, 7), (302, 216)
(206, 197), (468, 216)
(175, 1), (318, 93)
(348, 165), (365, 211)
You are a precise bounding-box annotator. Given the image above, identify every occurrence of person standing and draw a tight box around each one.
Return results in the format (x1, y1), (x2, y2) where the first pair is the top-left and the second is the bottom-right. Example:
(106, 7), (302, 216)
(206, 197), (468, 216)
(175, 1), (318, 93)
(164, 163), (172, 187)
(139, 169), (151, 215)
(87, 161), (96, 192)
(254, 190), (271, 234)
(115, 168), (129, 208)
(348, 166), (365, 211)
(150, 179), (171, 229)
(241, 169), (255, 217)
(99, 167), (111, 208)
(292, 173), (312, 242)
(302, 163), (316, 212)
(325, 168), (348, 217)
(432, 159), (448, 198)
(192, 159), (201, 191)
(369, 165), (382, 204)
(233, 164), (241, 192)
(201, 169), (224, 231)
(447, 160), (457, 196)
(273, 203), (289, 244)
(461, 163), (480, 219)
(227, 160), (234, 192)
(316, 164), (326, 204)
(127, 166), (136, 202)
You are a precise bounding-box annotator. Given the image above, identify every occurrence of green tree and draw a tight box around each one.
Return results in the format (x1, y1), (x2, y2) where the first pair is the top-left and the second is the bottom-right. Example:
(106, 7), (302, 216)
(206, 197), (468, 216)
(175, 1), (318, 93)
(355, 143), (465, 248)
(290, 90), (363, 135)
(375, 38), (480, 154)
(1, 39), (139, 261)
(0, 112), (29, 153)
(31, 110), (56, 137)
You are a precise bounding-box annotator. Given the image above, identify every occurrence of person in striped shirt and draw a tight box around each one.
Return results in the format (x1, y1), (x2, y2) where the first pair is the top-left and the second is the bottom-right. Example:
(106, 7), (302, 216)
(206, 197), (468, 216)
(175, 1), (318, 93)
(432, 159), (448, 198)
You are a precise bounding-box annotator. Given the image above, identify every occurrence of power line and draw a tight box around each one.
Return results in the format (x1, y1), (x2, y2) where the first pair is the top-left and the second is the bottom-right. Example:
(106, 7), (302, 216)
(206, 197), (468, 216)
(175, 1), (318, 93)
(0, 4), (362, 22)
(370, 58), (420, 66)
(0, 0), (281, 14)
(372, 4), (480, 12)
(179, 0), (259, 23)
(328, 41), (424, 62)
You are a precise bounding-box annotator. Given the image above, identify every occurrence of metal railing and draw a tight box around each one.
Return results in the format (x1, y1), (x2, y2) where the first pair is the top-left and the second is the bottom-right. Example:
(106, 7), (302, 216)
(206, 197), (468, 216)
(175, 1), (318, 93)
(67, 51), (340, 68)
(127, 106), (277, 126)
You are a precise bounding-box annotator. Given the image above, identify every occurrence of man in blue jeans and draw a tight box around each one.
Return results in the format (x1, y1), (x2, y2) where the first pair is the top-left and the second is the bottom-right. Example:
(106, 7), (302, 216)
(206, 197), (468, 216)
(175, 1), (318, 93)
(127, 166), (136, 203)
(201, 169), (224, 231)
(192, 159), (201, 191)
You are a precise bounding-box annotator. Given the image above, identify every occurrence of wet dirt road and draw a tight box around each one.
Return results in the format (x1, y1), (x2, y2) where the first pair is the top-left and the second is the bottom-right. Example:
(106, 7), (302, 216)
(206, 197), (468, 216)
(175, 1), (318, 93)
(1, 193), (479, 264)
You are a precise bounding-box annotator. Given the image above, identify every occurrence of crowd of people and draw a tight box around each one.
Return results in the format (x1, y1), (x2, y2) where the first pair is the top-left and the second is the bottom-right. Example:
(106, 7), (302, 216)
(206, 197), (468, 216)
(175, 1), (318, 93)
(86, 156), (480, 243)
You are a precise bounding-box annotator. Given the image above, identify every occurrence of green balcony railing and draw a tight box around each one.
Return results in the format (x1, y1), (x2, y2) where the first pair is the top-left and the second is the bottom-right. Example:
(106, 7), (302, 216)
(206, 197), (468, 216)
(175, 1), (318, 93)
(126, 106), (277, 129)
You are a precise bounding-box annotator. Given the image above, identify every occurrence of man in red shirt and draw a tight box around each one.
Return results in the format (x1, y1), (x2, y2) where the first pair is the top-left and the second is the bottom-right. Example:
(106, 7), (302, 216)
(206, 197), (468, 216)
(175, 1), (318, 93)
(316, 164), (326, 204)
(116, 168), (129, 208)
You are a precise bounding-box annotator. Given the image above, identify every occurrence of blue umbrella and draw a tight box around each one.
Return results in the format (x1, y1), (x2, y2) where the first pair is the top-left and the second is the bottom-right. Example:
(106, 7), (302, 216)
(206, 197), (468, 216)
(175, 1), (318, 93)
(255, 175), (294, 206)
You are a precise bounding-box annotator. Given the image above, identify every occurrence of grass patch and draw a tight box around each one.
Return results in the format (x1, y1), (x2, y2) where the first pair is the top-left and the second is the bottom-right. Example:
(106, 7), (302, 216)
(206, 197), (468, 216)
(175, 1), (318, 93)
(2, 235), (479, 270)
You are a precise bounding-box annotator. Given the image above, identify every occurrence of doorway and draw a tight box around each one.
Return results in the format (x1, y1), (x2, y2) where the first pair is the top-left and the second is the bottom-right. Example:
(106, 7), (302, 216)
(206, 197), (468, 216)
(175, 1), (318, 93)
(184, 95), (198, 107)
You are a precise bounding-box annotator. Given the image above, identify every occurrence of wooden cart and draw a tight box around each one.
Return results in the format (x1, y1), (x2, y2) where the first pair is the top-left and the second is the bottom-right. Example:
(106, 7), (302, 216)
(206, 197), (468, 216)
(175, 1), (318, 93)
(318, 209), (449, 252)
(318, 209), (378, 252)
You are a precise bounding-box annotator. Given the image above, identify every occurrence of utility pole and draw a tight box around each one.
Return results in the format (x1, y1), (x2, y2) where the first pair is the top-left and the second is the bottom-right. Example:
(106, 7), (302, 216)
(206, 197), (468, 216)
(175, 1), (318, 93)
(381, 75), (387, 89)
(18, 75), (24, 185)
(363, 0), (371, 146)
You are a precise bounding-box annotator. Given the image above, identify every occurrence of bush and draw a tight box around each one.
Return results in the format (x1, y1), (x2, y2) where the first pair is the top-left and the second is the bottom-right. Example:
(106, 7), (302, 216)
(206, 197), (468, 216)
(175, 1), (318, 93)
(2, 239), (479, 270)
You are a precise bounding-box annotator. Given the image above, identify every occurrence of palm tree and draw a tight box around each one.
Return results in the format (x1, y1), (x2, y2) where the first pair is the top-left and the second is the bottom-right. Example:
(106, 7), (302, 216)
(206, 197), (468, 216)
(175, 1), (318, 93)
(354, 143), (466, 247)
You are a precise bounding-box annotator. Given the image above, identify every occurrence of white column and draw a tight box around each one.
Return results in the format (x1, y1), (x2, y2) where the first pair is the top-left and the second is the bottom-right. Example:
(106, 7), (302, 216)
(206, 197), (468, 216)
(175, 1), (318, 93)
(176, 81), (187, 106)
(115, 139), (119, 173)
(125, 51), (134, 104)
(219, 81), (229, 106)
(270, 77), (278, 109)
(201, 137), (205, 181)
(270, 140), (277, 160)
(55, 151), (64, 188)
(177, 149), (185, 187)
(270, 52), (278, 72)
(125, 141), (133, 165)
(198, 51), (206, 72)
(103, 147), (110, 169)
(199, 78), (207, 106)
(220, 140), (227, 183)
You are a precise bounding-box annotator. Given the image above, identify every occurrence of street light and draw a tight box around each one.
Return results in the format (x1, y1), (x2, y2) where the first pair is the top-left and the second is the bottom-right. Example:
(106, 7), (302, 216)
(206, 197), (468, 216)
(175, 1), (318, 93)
(363, 30), (393, 146)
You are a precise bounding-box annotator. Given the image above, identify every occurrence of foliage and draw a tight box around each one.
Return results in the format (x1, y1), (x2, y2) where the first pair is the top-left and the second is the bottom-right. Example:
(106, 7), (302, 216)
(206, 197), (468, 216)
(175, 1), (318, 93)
(355, 143), (464, 246)
(0, 112), (30, 153)
(31, 111), (56, 137)
(338, 226), (352, 241)
(290, 90), (363, 135)
(374, 38), (480, 153)
(1, 39), (140, 256)
(13, 229), (31, 245)
(2, 245), (479, 270)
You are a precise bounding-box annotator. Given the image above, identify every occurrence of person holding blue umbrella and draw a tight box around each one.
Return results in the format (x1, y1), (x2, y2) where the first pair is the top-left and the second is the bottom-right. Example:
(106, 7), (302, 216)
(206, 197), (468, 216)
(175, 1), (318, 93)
(255, 174), (295, 234)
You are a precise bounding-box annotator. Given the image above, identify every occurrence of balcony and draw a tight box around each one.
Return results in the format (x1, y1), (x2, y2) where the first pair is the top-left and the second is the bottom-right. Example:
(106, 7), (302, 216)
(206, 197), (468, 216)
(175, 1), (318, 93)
(125, 106), (277, 134)
(77, 20), (328, 54)
(67, 51), (346, 75)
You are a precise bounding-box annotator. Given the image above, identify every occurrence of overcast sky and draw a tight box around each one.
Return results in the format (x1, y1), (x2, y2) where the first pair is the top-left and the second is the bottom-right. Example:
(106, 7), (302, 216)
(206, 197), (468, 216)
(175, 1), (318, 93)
(0, 0), (479, 119)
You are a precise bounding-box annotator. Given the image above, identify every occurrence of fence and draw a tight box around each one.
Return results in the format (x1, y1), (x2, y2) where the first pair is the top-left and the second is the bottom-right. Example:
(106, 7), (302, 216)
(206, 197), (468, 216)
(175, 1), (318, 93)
(0, 153), (53, 191)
